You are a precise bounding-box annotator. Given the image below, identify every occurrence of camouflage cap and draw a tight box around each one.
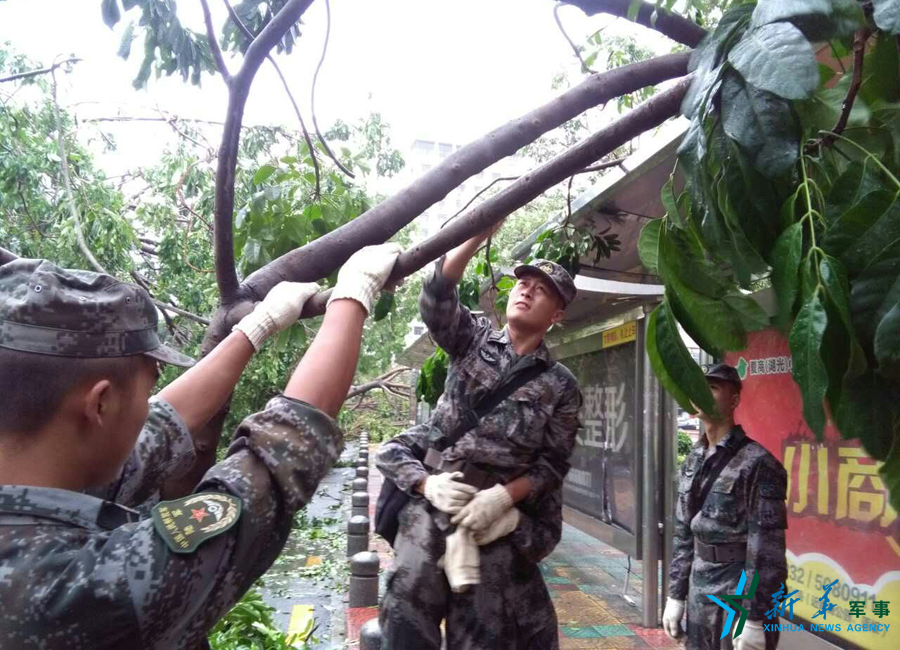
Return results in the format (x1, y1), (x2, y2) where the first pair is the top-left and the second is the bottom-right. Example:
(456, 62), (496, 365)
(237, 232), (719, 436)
(0, 259), (194, 367)
(513, 259), (577, 307)
(703, 362), (742, 391)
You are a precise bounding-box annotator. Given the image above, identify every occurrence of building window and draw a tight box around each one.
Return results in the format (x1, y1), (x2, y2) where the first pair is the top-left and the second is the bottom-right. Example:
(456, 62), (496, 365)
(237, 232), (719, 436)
(414, 140), (435, 154)
(413, 325), (425, 336)
(439, 142), (454, 156)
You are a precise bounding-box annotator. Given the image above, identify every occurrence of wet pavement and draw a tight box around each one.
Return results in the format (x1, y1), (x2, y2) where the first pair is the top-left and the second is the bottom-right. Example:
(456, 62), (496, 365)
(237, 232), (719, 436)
(259, 442), (682, 649)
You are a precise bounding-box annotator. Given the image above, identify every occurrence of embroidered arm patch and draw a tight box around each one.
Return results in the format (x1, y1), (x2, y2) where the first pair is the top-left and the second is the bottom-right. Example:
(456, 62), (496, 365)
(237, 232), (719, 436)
(151, 492), (242, 554)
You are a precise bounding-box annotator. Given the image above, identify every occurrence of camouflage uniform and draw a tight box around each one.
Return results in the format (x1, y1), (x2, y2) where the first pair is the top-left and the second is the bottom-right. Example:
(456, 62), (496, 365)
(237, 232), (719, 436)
(87, 396), (196, 516)
(0, 259), (344, 648)
(377, 260), (582, 649)
(669, 426), (788, 650)
(0, 396), (343, 649)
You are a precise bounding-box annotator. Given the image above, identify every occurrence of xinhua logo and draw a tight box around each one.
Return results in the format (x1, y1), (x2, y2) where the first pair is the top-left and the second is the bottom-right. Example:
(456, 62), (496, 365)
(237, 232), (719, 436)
(705, 570), (759, 640)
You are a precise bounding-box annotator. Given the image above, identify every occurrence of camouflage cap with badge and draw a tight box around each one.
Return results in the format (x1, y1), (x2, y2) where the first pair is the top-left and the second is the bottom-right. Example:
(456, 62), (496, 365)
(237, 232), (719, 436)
(0, 258), (194, 367)
(513, 259), (577, 307)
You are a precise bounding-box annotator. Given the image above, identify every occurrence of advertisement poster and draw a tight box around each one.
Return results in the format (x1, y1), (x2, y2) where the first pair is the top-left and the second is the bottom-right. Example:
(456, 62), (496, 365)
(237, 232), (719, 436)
(562, 330), (637, 535)
(726, 330), (899, 649)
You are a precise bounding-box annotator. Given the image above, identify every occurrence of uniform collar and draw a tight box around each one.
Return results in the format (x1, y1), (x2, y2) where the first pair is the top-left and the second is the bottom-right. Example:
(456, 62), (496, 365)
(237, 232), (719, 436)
(491, 326), (553, 368)
(0, 485), (140, 531)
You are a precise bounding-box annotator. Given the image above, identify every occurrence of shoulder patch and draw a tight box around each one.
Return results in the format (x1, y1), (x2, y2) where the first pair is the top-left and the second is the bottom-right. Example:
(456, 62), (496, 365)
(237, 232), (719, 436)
(151, 492), (242, 554)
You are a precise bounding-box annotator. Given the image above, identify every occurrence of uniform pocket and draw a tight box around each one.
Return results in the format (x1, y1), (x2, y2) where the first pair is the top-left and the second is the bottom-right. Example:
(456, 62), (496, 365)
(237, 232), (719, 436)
(506, 385), (549, 449)
(703, 475), (741, 525)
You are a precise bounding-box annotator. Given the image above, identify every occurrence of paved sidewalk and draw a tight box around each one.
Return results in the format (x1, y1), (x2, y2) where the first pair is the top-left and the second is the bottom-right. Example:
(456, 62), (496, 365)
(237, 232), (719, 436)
(345, 446), (681, 649)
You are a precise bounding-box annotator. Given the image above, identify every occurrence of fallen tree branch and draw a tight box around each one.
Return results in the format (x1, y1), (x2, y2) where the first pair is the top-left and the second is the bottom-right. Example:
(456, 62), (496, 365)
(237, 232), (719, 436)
(0, 247), (18, 265)
(244, 52), (690, 298)
(560, 0), (707, 48)
(297, 78), (691, 318)
(0, 57), (81, 84)
(346, 366), (412, 399)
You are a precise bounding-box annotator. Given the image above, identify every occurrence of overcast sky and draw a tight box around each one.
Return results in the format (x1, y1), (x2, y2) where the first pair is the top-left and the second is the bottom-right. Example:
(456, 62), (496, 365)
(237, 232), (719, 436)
(0, 0), (672, 174)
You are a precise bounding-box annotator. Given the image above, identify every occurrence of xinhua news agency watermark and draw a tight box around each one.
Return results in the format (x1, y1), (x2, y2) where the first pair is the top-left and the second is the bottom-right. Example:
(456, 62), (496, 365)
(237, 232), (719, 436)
(705, 571), (891, 640)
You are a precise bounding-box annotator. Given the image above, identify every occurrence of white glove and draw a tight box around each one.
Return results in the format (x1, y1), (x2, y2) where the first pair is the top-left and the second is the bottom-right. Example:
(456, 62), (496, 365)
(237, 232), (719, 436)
(233, 281), (320, 351)
(734, 620), (766, 650)
(443, 526), (480, 593)
(450, 484), (513, 531)
(327, 243), (402, 314)
(423, 472), (478, 514)
(662, 598), (685, 639)
(472, 507), (520, 546)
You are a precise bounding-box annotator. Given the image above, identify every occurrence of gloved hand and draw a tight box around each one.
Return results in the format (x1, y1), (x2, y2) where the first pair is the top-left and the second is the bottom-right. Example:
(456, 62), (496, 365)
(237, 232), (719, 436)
(327, 243), (402, 315)
(734, 620), (766, 650)
(472, 506), (520, 546)
(662, 598), (685, 639)
(423, 472), (478, 514)
(450, 484), (513, 531)
(233, 281), (320, 351)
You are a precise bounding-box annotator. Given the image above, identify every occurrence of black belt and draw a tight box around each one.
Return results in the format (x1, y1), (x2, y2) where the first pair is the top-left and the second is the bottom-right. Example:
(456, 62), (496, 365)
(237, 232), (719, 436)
(695, 539), (747, 564)
(423, 448), (498, 490)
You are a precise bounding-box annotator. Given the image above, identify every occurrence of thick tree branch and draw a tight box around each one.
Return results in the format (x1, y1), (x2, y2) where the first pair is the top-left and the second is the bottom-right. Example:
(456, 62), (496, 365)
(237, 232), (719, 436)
(0, 247), (18, 265)
(244, 52), (690, 298)
(213, 0), (316, 305)
(221, 0), (323, 197)
(561, 0), (707, 48)
(0, 57), (81, 84)
(297, 78), (690, 318)
(200, 0), (231, 83)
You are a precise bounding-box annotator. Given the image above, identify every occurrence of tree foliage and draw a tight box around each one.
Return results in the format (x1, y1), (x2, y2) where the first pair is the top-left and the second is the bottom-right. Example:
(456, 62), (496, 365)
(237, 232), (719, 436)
(639, 0), (900, 509)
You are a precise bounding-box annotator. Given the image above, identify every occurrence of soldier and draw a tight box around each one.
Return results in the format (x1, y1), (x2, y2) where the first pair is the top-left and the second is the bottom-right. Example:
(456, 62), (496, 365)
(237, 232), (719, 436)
(663, 363), (788, 650)
(377, 223), (583, 649)
(0, 244), (400, 649)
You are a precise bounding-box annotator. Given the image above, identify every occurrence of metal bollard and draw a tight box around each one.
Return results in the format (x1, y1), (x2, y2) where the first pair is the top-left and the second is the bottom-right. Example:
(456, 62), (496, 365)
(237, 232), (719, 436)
(356, 466), (369, 479)
(352, 478), (368, 493)
(352, 491), (369, 518)
(347, 515), (370, 556)
(359, 450), (369, 463)
(359, 618), (382, 650)
(349, 551), (380, 607)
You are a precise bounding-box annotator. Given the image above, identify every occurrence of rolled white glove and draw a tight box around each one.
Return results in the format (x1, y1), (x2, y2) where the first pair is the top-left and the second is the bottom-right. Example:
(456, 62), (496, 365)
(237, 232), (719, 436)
(734, 620), (766, 650)
(443, 526), (480, 593)
(233, 281), (320, 351)
(662, 598), (685, 639)
(472, 507), (520, 546)
(327, 243), (402, 315)
(423, 472), (479, 514)
(450, 484), (514, 531)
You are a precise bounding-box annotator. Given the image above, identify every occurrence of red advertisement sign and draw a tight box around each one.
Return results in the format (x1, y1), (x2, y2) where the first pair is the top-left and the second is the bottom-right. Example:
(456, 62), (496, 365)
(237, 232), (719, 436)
(725, 330), (899, 649)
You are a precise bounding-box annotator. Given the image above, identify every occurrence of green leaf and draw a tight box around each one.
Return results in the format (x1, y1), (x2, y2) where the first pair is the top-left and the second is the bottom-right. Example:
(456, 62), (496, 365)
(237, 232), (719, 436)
(638, 219), (662, 274)
(666, 287), (723, 357)
(822, 188), (897, 258)
(860, 30), (900, 106)
(372, 291), (395, 322)
(253, 164), (276, 186)
(720, 71), (799, 178)
(752, 0), (862, 40)
(311, 218), (329, 235)
(722, 292), (770, 332)
(667, 274), (747, 351)
(824, 161), (884, 223)
(728, 22), (818, 100)
(832, 371), (899, 461)
(647, 299), (717, 414)
(101, 0), (121, 29)
(875, 302), (900, 379)
(658, 222), (728, 298)
(874, 0), (900, 34)
(626, 0), (642, 21)
(688, 3), (755, 74)
(819, 254), (867, 381)
(789, 289), (829, 437)
(751, 0), (831, 26)
(117, 21), (136, 59)
(832, 191), (900, 275)
(850, 237), (900, 342)
(772, 222), (804, 330)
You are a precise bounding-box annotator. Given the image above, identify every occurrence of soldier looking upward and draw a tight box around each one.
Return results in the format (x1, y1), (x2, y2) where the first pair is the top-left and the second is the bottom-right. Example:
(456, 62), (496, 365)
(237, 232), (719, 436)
(0, 244), (400, 649)
(377, 222), (583, 649)
(664, 363), (788, 650)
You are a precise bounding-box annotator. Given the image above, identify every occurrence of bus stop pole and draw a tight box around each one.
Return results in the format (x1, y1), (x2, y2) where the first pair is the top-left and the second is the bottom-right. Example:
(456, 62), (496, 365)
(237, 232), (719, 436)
(640, 313), (661, 628)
